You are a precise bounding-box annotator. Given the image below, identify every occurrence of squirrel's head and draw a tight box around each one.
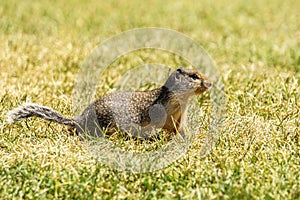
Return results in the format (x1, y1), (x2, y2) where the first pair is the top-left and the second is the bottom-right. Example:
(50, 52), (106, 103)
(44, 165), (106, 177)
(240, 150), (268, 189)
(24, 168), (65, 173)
(164, 67), (212, 96)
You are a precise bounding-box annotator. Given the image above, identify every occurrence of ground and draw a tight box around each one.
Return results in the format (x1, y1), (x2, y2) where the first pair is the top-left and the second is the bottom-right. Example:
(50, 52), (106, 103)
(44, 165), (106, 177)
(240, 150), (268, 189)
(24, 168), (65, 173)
(0, 0), (299, 199)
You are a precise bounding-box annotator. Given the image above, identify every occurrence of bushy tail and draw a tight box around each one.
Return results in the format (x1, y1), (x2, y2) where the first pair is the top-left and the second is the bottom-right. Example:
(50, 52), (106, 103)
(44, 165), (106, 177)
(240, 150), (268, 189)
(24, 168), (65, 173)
(7, 103), (76, 127)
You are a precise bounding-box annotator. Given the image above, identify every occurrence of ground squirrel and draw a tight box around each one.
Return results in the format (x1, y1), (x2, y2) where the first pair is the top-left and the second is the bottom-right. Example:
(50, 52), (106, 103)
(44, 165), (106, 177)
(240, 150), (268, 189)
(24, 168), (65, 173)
(7, 68), (212, 138)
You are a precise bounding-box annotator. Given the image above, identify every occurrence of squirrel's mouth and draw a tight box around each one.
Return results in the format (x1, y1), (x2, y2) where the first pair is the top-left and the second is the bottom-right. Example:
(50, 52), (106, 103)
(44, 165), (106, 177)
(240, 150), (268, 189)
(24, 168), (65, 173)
(202, 80), (213, 89)
(195, 88), (206, 94)
(195, 81), (213, 94)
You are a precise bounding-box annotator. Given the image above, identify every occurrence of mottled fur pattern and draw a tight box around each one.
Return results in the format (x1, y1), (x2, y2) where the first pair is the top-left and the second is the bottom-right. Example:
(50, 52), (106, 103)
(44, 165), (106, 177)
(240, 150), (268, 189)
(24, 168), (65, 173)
(7, 68), (212, 137)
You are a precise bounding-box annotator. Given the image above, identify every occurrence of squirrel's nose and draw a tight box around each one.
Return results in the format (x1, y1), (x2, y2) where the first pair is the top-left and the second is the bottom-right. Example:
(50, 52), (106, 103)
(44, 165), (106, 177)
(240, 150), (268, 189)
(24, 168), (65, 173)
(203, 80), (212, 89)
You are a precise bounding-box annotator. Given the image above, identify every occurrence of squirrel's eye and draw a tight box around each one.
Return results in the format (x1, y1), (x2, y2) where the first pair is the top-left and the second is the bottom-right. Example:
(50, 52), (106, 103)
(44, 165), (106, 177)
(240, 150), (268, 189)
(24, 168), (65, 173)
(190, 74), (199, 80)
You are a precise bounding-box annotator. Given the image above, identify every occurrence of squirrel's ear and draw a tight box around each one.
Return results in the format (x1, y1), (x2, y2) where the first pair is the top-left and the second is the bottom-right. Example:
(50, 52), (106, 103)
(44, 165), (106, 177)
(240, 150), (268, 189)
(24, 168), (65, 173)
(175, 68), (182, 79)
(176, 68), (183, 73)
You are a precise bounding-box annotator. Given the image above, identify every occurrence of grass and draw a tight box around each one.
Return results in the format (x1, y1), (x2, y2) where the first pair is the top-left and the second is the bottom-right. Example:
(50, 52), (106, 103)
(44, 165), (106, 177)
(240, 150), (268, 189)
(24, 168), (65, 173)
(0, 0), (299, 199)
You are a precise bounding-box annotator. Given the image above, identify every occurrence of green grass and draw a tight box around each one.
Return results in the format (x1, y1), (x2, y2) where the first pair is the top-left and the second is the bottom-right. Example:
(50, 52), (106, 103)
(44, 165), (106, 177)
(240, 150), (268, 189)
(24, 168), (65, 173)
(1, 0), (299, 199)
